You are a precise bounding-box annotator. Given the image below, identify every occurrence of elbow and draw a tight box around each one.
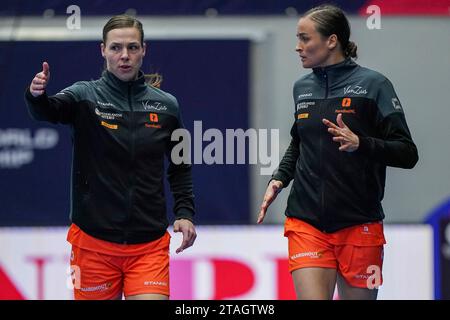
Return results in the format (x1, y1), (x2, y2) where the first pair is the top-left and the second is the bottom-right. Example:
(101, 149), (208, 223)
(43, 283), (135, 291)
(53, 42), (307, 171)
(403, 145), (419, 169)
(404, 155), (418, 169)
(389, 143), (419, 169)
(410, 149), (419, 169)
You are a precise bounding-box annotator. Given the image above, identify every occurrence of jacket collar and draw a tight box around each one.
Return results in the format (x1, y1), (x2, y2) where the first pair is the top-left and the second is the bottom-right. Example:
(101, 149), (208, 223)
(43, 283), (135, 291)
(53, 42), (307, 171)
(312, 58), (358, 85)
(102, 70), (148, 95)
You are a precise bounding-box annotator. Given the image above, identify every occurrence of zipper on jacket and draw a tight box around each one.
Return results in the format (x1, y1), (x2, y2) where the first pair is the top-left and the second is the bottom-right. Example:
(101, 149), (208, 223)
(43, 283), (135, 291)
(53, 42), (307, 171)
(124, 84), (135, 244)
(320, 71), (328, 231)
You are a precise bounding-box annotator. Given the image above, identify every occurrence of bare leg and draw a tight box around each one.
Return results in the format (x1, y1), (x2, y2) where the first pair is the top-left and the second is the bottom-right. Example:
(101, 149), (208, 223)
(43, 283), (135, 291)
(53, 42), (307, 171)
(336, 273), (378, 300)
(125, 293), (169, 300)
(291, 267), (337, 300)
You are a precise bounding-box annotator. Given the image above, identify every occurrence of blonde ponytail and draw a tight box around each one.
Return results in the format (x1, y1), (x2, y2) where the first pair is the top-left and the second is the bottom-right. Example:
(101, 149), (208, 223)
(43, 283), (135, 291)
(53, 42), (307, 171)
(144, 73), (163, 88)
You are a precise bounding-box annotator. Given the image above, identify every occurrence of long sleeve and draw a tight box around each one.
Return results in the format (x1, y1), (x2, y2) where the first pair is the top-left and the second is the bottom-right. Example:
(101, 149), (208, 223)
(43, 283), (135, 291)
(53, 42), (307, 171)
(356, 78), (418, 169)
(271, 122), (300, 187)
(357, 113), (418, 168)
(24, 82), (86, 124)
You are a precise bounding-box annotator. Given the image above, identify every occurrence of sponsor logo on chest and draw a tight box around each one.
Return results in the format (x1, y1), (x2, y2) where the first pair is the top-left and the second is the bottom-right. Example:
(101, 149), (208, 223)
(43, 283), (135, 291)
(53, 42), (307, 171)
(145, 113), (162, 129)
(298, 92), (312, 99)
(142, 101), (168, 111)
(95, 107), (123, 120)
(343, 85), (367, 95)
(335, 97), (356, 114)
(296, 101), (315, 111)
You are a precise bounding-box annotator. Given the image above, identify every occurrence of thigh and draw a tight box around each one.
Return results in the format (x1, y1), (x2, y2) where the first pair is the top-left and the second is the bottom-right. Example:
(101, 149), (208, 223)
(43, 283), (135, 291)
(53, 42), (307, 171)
(292, 267), (337, 300)
(286, 230), (337, 273)
(286, 229), (338, 300)
(335, 245), (383, 300)
(337, 273), (378, 300)
(123, 233), (170, 298)
(70, 245), (123, 300)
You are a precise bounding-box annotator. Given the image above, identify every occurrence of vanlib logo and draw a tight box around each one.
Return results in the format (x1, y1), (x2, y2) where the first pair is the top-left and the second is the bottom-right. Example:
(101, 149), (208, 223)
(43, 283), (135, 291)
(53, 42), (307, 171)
(0, 128), (59, 168)
(171, 121), (279, 175)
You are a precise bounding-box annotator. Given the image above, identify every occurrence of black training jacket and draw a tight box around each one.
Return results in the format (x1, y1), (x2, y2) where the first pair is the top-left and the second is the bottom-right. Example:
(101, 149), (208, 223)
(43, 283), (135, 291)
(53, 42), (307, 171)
(272, 58), (418, 233)
(25, 70), (195, 244)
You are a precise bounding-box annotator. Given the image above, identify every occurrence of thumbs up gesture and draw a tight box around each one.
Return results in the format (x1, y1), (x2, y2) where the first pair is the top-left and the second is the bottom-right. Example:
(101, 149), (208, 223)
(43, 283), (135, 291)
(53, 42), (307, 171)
(30, 62), (50, 97)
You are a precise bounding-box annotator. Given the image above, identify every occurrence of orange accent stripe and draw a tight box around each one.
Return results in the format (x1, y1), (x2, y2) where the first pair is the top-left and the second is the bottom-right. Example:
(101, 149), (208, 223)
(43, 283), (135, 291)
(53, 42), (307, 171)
(101, 121), (118, 130)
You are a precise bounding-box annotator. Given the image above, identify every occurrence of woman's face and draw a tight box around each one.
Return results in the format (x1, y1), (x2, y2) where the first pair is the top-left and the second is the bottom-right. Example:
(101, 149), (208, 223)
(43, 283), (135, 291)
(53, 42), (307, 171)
(101, 27), (146, 82)
(295, 17), (337, 68)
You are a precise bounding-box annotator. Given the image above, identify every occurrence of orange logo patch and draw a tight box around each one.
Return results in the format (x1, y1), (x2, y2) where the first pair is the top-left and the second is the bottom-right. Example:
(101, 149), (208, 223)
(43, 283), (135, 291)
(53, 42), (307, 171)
(336, 98), (355, 113)
(149, 113), (159, 122)
(146, 113), (161, 129)
(342, 98), (352, 107)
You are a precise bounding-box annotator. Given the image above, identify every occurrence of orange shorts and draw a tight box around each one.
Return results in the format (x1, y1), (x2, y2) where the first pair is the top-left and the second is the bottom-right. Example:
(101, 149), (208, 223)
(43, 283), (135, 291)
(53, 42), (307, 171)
(284, 217), (386, 289)
(68, 224), (170, 300)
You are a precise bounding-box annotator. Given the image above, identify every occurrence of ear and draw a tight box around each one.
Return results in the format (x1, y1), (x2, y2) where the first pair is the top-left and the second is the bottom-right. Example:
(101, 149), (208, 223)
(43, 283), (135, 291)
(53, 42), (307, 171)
(327, 34), (338, 50)
(142, 42), (147, 57)
(100, 42), (106, 58)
